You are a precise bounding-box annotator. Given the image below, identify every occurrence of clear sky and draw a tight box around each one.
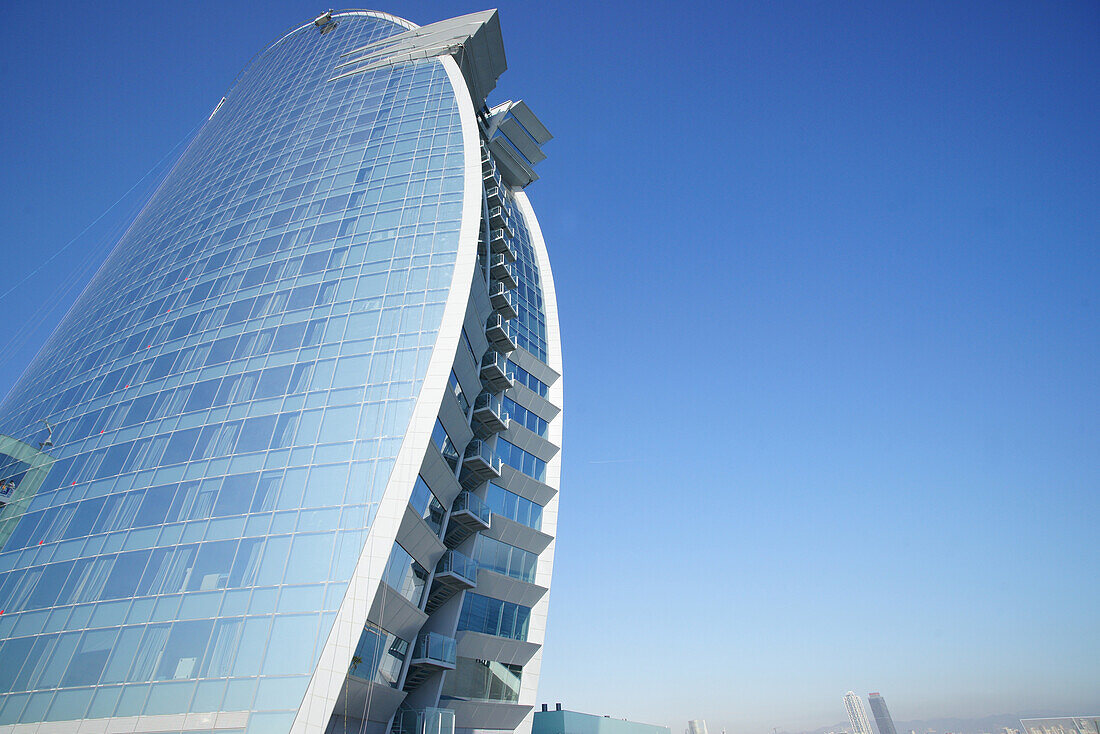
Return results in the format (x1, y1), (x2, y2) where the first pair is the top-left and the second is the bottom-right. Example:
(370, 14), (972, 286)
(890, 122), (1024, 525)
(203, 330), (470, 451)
(1, 1), (1098, 732)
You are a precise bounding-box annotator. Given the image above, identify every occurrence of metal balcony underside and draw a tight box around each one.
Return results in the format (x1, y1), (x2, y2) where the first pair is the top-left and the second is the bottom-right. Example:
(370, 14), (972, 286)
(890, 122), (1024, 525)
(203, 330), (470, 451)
(424, 571), (476, 615)
(490, 288), (518, 320)
(445, 491), (492, 547)
(480, 351), (514, 392)
(489, 256), (518, 290)
(488, 230), (515, 262)
(485, 316), (516, 353)
(473, 406), (508, 436)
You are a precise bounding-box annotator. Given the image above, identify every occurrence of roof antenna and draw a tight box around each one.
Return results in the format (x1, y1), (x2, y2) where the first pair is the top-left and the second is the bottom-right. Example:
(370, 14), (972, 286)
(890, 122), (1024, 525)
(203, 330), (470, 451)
(39, 419), (54, 451)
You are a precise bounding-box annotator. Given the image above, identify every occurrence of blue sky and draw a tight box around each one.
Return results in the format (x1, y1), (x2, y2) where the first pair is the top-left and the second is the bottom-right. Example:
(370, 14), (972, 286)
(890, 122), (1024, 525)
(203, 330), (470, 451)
(1, 1), (1098, 731)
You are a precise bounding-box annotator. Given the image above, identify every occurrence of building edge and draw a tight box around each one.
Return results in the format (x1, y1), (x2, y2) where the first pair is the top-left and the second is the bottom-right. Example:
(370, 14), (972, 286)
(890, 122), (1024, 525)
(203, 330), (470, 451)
(289, 23), (487, 734)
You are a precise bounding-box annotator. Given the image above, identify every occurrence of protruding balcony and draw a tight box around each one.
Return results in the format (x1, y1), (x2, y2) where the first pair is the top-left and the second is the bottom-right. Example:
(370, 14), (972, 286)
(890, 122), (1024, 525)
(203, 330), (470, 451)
(489, 254), (517, 290)
(425, 549), (478, 614)
(485, 313), (517, 353)
(404, 632), (457, 690)
(445, 490), (491, 547)
(460, 438), (502, 487)
(473, 392), (509, 434)
(393, 708), (455, 734)
(483, 163), (502, 187)
(489, 281), (518, 320)
(411, 632), (456, 668)
(480, 350), (515, 392)
(488, 205), (510, 231)
(485, 184), (503, 209)
(489, 230), (516, 262)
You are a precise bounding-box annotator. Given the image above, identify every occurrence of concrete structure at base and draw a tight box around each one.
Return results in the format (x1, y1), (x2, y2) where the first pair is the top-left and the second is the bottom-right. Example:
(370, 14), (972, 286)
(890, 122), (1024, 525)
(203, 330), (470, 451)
(0, 8), (561, 734)
(533, 708), (670, 734)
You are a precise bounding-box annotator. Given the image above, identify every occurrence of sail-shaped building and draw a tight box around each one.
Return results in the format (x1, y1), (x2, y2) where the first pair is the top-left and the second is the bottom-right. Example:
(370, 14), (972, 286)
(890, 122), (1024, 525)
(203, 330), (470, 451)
(0, 9), (561, 734)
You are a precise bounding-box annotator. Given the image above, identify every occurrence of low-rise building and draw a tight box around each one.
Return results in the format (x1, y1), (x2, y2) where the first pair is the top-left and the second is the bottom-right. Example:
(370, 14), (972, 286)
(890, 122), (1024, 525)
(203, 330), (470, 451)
(534, 706), (672, 734)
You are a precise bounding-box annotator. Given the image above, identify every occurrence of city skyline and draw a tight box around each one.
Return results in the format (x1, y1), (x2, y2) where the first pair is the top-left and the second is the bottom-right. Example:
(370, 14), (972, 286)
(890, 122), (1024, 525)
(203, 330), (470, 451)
(0, 1), (1097, 732)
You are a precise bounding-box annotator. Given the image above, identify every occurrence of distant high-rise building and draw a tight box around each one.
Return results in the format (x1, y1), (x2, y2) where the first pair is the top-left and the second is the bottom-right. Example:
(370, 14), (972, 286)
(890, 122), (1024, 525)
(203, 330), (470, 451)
(845, 692), (874, 734)
(868, 693), (898, 734)
(1021, 718), (1100, 734)
(688, 721), (710, 734)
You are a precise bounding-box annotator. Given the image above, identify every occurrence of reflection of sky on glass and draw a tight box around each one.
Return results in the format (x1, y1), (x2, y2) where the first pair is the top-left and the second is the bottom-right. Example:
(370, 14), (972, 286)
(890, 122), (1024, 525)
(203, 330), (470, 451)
(0, 14), (469, 727)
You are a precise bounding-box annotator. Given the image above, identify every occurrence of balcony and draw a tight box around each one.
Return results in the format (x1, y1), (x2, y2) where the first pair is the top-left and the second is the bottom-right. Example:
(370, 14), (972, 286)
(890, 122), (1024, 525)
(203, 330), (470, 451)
(404, 632), (457, 690)
(485, 314), (517, 353)
(445, 490), (491, 547)
(393, 708), (455, 734)
(483, 162), (502, 187)
(425, 549), (478, 614)
(460, 438), (502, 487)
(485, 184), (503, 209)
(488, 205), (510, 231)
(473, 392), (509, 434)
(410, 631), (456, 668)
(480, 350), (515, 392)
(489, 254), (518, 290)
(489, 282), (518, 320)
(436, 548), (479, 587)
(488, 229), (516, 262)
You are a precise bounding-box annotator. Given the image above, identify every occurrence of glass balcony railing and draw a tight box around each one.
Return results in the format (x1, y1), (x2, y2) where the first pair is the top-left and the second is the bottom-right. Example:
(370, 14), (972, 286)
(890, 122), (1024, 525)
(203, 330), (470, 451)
(488, 205), (510, 231)
(485, 314), (516, 353)
(480, 350), (514, 390)
(474, 392), (501, 415)
(393, 708), (456, 734)
(452, 490), (491, 526)
(412, 632), (457, 667)
(488, 230), (515, 261)
(463, 438), (501, 473)
(489, 282), (518, 319)
(436, 549), (478, 586)
(485, 184), (503, 208)
(489, 255), (517, 290)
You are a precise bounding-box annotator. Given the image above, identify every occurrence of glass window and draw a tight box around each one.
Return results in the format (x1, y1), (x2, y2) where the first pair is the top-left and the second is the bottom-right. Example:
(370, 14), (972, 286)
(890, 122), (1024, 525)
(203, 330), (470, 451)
(484, 482), (542, 531)
(381, 542), (428, 607)
(457, 593), (531, 641)
(408, 475), (445, 536)
(506, 360), (548, 398)
(347, 622), (409, 688)
(448, 370), (469, 415)
(472, 535), (537, 583)
(501, 397), (547, 437)
(441, 657), (522, 702)
(495, 438), (546, 482)
(430, 419), (459, 470)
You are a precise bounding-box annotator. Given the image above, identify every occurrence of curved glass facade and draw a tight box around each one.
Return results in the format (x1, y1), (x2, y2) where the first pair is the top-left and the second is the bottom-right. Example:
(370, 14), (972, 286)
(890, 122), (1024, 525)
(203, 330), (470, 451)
(0, 12), (468, 729)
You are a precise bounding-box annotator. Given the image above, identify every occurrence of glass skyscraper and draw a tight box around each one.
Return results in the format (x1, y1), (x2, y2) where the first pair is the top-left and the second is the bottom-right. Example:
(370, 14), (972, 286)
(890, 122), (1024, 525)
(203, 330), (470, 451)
(867, 693), (897, 734)
(0, 9), (560, 734)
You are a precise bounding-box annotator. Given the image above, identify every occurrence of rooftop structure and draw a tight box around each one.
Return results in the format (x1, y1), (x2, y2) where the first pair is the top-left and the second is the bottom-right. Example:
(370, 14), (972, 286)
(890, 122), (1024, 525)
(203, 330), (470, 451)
(533, 708), (671, 734)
